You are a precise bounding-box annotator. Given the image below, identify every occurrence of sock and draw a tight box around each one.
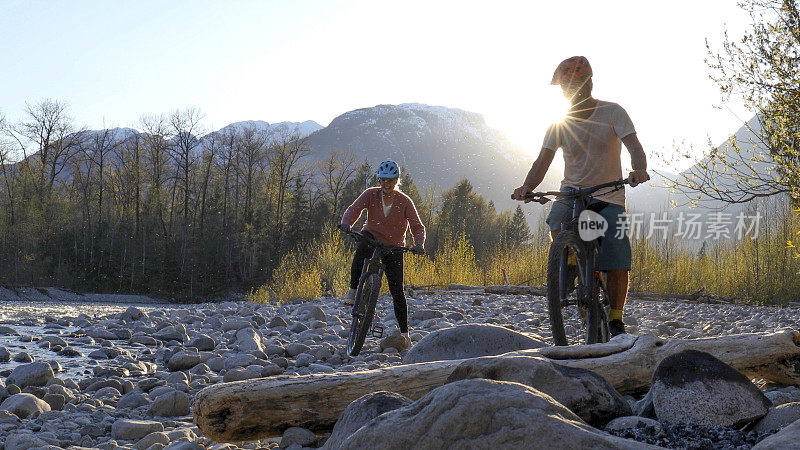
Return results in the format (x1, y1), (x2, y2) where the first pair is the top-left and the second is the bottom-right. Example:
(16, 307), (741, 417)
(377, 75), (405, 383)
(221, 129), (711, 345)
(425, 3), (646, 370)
(402, 332), (409, 338)
(609, 309), (623, 321)
(567, 252), (576, 266)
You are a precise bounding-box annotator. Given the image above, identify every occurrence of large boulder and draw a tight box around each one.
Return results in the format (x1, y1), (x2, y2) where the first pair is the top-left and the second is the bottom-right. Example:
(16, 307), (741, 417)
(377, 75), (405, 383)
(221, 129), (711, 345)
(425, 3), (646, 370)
(6, 362), (54, 388)
(324, 392), (413, 449)
(447, 355), (631, 427)
(752, 418), (800, 449)
(336, 379), (657, 449)
(650, 350), (771, 427)
(0, 393), (51, 418)
(402, 324), (547, 364)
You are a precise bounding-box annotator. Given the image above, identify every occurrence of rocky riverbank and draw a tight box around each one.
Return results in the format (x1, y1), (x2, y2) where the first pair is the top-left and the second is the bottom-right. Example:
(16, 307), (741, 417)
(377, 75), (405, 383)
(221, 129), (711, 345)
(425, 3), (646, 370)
(1, 291), (799, 449)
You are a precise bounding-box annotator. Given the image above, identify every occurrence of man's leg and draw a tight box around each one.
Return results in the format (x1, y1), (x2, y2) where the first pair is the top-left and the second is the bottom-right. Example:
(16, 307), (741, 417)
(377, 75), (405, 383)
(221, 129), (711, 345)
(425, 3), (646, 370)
(607, 269), (629, 314)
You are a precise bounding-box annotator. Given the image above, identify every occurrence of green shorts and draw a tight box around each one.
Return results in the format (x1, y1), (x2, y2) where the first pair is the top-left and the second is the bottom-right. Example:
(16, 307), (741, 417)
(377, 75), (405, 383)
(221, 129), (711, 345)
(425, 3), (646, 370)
(545, 193), (632, 271)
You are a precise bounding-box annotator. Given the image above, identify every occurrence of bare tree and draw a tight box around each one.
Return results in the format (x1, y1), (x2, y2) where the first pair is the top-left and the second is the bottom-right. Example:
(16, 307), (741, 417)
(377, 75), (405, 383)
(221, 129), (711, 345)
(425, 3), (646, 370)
(169, 107), (205, 229)
(267, 133), (311, 266)
(140, 114), (171, 238)
(5, 99), (84, 203)
(320, 149), (357, 220)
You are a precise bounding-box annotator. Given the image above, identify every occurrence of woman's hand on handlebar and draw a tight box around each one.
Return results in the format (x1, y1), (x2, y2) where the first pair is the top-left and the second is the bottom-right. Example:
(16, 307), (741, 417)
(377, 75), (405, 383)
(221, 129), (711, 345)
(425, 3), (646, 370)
(339, 223), (351, 234)
(411, 244), (425, 255)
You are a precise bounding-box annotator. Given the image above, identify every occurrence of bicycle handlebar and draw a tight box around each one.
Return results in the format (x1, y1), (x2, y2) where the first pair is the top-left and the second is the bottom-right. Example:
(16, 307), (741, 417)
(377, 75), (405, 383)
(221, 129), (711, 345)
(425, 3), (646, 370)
(511, 179), (630, 203)
(343, 230), (423, 255)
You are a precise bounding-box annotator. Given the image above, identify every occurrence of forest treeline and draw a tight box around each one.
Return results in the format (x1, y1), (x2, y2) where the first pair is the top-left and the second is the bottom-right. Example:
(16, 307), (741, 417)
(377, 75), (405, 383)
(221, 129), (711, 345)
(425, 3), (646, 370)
(0, 100), (530, 299)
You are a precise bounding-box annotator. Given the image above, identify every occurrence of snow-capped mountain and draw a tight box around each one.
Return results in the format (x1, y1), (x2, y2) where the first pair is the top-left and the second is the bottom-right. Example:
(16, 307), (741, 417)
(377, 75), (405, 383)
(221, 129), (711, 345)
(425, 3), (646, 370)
(209, 120), (322, 142)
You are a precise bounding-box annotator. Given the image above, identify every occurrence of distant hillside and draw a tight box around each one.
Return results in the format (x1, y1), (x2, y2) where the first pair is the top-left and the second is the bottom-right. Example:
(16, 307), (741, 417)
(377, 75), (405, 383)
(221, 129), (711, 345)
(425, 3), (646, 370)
(303, 103), (548, 212)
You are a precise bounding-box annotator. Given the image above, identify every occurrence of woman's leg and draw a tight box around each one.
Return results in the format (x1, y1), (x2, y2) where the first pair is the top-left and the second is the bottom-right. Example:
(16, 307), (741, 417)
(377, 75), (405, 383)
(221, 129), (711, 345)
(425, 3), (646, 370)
(383, 251), (408, 333)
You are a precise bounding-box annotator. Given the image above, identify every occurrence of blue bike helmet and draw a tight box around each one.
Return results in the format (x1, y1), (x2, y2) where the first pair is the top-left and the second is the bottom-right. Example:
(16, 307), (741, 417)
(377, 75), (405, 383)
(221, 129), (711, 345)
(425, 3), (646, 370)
(376, 160), (400, 178)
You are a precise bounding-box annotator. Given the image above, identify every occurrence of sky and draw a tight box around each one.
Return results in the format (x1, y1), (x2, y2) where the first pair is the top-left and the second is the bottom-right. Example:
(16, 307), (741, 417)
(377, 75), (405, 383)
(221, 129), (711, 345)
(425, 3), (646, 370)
(1, 0), (755, 170)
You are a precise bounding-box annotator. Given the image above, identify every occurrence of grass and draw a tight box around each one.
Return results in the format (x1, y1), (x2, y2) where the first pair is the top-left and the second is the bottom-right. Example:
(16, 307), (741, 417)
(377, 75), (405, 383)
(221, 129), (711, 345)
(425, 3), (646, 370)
(250, 205), (800, 306)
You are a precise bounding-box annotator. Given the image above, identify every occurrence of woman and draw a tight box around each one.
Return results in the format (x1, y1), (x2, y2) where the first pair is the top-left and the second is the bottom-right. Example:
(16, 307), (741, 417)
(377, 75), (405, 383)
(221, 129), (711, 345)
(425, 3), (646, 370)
(340, 160), (425, 344)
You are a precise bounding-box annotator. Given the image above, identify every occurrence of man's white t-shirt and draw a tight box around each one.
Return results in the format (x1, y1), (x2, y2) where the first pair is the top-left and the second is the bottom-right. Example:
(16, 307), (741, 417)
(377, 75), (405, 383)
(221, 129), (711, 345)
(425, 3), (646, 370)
(542, 100), (636, 206)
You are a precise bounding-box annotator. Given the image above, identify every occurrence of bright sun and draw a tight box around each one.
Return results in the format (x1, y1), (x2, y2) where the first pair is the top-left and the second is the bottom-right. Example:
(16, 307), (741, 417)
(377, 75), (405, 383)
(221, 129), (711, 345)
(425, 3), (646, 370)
(486, 87), (570, 156)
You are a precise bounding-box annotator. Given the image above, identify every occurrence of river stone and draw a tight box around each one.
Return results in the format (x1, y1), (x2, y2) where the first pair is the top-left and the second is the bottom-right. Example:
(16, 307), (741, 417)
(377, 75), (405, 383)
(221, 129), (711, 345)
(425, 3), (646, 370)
(0, 393), (51, 418)
(402, 324), (547, 364)
(3, 432), (50, 450)
(280, 426), (317, 449)
(446, 355), (631, 427)
(337, 379), (656, 449)
(411, 309), (444, 321)
(43, 393), (65, 410)
(650, 349), (771, 427)
(58, 346), (82, 357)
(605, 416), (663, 435)
(236, 327), (265, 353)
(154, 325), (188, 343)
(286, 343), (311, 357)
(130, 334), (160, 346)
(0, 326), (20, 336)
(224, 353), (257, 370)
(223, 319), (252, 332)
(754, 402), (800, 433)
(752, 418), (800, 449)
(0, 347), (10, 362)
(112, 419), (165, 441)
(136, 431), (170, 450)
(168, 351), (206, 371)
(118, 391), (150, 409)
(223, 367), (261, 382)
(269, 316), (288, 328)
(7, 362), (54, 388)
(149, 390), (190, 417)
(324, 392), (413, 450)
(304, 305), (326, 322)
(379, 333), (410, 352)
(187, 333), (216, 351)
(164, 442), (204, 450)
(40, 336), (68, 347)
(12, 352), (33, 363)
(265, 344), (285, 356)
(120, 306), (148, 321)
(85, 327), (118, 340)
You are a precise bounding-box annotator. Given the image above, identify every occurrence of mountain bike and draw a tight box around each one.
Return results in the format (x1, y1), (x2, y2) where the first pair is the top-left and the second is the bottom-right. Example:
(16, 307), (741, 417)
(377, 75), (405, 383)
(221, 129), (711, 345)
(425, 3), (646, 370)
(342, 230), (422, 356)
(513, 179), (629, 346)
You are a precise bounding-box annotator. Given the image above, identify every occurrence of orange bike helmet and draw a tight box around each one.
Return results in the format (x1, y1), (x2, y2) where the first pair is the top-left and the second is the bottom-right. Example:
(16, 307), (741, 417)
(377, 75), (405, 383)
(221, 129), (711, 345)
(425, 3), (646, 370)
(551, 56), (593, 85)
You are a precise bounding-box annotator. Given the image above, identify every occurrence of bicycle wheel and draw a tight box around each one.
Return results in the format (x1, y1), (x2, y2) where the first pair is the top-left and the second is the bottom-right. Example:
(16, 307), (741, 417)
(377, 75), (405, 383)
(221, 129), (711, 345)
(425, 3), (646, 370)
(596, 271), (611, 343)
(546, 230), (602, 346)
(347, 273), (381, 356)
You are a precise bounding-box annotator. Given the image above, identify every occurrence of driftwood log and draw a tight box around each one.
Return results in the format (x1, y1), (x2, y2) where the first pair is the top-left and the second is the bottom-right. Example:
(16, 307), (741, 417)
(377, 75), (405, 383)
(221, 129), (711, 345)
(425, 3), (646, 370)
(194, 329), (800, 442)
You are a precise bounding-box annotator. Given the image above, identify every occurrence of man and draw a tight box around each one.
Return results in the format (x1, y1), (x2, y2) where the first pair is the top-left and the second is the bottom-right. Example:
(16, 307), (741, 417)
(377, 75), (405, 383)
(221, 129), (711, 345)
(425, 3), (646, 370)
(513, 56), (650, 336)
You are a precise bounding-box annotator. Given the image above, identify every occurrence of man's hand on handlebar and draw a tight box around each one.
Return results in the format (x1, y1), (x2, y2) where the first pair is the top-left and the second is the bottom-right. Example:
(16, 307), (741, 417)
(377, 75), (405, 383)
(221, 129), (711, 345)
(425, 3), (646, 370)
(339, 223), (351, 234)
(627, 170), (650, 187)
(512, 185), (533, 202)
(411, 244), (425, 255)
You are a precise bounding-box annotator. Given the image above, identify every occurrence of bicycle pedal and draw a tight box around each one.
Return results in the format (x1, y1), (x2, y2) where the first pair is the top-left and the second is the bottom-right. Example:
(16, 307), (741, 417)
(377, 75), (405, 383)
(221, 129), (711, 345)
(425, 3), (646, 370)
(371, 325), (384, 338)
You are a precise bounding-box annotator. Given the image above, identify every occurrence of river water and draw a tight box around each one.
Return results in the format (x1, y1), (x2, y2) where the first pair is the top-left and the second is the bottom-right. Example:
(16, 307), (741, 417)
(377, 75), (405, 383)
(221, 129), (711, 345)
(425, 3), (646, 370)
(0, 300), (177, 380)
